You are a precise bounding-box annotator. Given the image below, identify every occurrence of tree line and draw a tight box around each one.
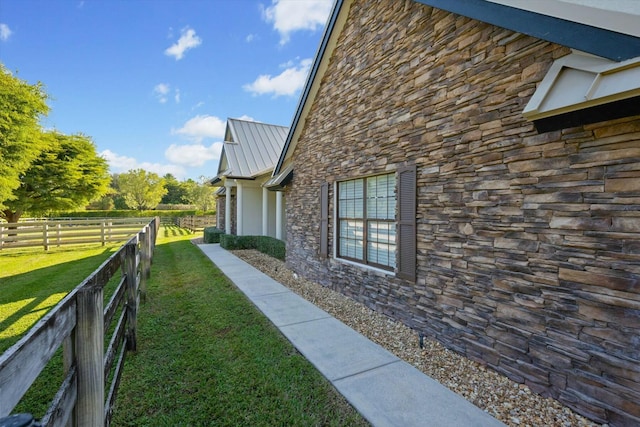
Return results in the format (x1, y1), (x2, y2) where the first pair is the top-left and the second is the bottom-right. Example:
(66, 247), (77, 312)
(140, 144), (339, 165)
(92, 171), (216, 212)
(1, 63), (215, 223)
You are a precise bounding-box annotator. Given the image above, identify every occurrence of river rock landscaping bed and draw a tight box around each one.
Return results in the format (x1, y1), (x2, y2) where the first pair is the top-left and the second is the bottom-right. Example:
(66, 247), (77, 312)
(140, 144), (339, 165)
(228, 248), (601, 427)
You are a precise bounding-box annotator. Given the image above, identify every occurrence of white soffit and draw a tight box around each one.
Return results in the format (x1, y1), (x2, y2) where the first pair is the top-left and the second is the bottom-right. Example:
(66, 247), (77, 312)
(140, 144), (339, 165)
(523, 52), (640, 120)
(485, 0), (640, 38)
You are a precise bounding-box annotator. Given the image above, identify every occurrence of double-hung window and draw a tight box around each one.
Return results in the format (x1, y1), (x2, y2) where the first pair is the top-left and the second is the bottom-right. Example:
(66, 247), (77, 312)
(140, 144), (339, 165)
(337, 173), (396, 270)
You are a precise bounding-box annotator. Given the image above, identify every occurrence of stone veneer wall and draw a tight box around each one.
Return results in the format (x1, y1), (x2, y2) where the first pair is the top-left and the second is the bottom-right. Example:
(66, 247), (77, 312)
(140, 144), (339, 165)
(284, 0), (640, 425)
(215, 194), (236, 235)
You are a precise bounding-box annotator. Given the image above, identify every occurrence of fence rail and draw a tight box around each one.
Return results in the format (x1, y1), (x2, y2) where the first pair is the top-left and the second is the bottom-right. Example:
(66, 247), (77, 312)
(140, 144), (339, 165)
(0, 218), (159, 427)
(174, 215), (216, 231)
(0, 218), (154, 250)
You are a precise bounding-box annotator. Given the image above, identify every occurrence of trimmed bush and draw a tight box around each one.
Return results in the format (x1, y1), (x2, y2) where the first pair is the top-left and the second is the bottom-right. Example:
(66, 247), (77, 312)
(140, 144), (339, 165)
(203, 227), (224, 243)
(219, 234), (285, 260)
(255, 236), (286, 260)
(220, 234), (256, 250)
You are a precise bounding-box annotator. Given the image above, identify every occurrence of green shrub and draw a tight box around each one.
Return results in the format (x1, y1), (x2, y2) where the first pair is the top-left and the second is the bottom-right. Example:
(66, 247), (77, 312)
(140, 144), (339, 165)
(203, 227), (224, 243)
(219, 234), (285, 260)
(255, 236), (286, 260)
(220, 234), (256, 250)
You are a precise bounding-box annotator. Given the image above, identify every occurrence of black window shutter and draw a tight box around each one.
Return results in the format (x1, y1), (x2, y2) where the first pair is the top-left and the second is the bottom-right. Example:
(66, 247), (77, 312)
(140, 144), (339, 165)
(320, 182), (329, 257)
(397, 164), (416, 281)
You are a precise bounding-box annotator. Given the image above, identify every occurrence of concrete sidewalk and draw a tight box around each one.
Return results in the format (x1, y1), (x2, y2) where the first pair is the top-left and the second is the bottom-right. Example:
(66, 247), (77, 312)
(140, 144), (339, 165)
(197, 243), (505, 427)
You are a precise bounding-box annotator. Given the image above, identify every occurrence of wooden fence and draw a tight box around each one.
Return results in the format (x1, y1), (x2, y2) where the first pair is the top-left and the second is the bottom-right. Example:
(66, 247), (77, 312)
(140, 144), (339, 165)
(174, 215), (216, 232)
(0, 218), (154, 250)
(0, 218), (159, 427)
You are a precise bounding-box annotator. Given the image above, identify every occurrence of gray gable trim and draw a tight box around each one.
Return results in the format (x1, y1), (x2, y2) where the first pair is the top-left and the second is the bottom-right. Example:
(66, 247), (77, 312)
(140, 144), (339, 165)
(415, 0), (640, 61)
(273, 0), (345, 175)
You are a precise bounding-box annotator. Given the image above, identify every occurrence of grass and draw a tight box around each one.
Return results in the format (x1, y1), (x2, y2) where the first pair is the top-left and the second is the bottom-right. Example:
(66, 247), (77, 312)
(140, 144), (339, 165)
(112, 228), (367, 426)
(0, 241), (125, 417)
(0, 243), (122, 352)
(1, 226), (367, 426)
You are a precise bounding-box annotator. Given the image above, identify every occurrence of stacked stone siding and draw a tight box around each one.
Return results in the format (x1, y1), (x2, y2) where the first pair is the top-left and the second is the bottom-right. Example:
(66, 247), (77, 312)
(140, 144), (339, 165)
(215, 195), (236, 235)
(284, 0), (640, 425)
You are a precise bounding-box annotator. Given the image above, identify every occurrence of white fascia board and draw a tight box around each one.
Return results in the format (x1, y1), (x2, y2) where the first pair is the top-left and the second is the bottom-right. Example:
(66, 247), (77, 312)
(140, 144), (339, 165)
(523, 52), (640, 120)
(485, 0), (640, 38)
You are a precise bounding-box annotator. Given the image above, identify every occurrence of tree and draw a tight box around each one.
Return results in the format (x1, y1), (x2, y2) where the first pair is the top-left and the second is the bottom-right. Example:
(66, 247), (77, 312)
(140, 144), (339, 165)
(0, 64), (50, 209)
(1, 131), (111, 222)
(116, 169), (167, 210)
(161, 173), (190, 204)
(185, 177), (216, 211)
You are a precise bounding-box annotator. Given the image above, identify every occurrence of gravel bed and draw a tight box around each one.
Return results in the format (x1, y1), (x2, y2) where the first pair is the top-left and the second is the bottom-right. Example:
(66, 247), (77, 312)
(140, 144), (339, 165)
(226, 248), (601, 427)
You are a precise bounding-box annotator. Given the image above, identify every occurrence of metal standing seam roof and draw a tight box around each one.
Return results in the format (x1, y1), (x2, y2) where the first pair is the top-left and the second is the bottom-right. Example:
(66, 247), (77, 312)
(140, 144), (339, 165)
(218, 118), (289, 179)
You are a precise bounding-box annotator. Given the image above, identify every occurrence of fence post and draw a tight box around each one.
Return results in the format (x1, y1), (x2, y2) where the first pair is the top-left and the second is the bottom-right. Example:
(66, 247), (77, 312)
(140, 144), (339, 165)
(139, 228), (150, 303)
(56, 223), (62, 247)
(75, 281), (104, 427)
(101, 220), (106, 246)
(125, 242), (138, 352)
(43, 223), (49, 251)
(0, 225), (3, 250)
(63, 334), (76, 427)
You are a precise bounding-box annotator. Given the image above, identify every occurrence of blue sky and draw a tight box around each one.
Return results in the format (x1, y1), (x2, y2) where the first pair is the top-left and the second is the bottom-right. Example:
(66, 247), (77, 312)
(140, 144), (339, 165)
(0, 0), (333, 180)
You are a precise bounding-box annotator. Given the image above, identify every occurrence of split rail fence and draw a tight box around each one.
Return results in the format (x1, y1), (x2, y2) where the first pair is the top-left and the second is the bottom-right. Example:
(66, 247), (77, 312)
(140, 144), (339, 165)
(0, 218), (155, 250)
(174, 215), (216, 232)
(0, 217), (159, 427)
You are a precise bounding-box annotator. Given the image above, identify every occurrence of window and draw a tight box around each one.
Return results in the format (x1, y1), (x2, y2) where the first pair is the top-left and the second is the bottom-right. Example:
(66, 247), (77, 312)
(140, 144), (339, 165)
(337, 173), (396, 269)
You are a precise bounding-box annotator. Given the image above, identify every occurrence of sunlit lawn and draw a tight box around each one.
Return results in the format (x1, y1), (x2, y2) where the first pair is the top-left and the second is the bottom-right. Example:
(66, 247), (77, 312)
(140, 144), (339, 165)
(0, 242), (123, 352)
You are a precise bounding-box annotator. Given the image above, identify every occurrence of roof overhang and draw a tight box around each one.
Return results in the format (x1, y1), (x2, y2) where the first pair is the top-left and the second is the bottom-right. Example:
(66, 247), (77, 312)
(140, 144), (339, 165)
(414, 0), (640, 61)
(523, 52), (640, 132)
(265, 164), (294, 191)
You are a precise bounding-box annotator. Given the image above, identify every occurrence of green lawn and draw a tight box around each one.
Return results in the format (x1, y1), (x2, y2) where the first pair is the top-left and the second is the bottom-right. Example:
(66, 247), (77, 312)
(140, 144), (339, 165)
(0, 242), (122, 353)
(1, 240), (125, 417)
(1, 226), (367, 426)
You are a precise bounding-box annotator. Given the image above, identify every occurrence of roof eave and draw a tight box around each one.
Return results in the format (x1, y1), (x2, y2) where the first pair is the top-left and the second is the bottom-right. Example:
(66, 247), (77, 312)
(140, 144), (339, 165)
(414, 0), (640, 62)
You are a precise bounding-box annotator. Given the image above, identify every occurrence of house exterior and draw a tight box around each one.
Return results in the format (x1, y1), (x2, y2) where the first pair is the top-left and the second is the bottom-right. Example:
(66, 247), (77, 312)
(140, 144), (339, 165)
(212, 118), (289, 239)
(272, 0), (640, 425)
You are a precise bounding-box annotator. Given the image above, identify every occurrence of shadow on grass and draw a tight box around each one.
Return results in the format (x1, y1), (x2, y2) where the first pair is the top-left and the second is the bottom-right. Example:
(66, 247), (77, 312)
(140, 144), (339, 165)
(162, 224), (193, 238)
(0, 247), (118, 353)
(1, 244), (125, 418)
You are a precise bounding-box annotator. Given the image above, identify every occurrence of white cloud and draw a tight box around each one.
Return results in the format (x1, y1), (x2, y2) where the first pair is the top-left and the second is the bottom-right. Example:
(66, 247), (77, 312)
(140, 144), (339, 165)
(263, 0), (332, 45)
(0, 24), (12, 42)
(246, 33), (256, 43)
(243, 58), (312, 97)
(153, 83), (170, 103)
(236, 115), (256, 122)
(174, 89), (181, 104)
(100, 149), (186, 177)
(172, 115), (226, 142)
(164, 27), (202, 60)
(165, 142), (223, 167)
